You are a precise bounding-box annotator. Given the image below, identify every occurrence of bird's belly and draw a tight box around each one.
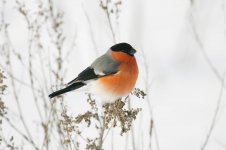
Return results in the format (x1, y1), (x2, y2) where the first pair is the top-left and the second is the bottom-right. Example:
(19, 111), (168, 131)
(90, 72), (137, 103)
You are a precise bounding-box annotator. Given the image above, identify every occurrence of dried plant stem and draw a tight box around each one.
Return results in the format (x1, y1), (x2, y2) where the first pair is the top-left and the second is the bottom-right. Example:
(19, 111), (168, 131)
(111, 130), (114, 150)
(222, 0), (226, 37)
(106, 5), (116, 44)
(41, 100), (57, 150)
(100, 0), (117, 44)
(28, 44), (44, 123)
(1, 3), (38, 148)
(128, 98), (136, 150)
(3, 117), (39, 150)
(38, 50), (49, 119)
(98, 113), (106, 149)
(7, 51), (38, 149)
(0, 64), (37, 90)
(140, 46), (160, 150)
(82, 3), (99, 56)
(17, 1), (45, 125)
(201, 75), (225, 150)
(124, 131), (129, 150)
(189, 2), (224, 85)
(189, 3), (225, 148)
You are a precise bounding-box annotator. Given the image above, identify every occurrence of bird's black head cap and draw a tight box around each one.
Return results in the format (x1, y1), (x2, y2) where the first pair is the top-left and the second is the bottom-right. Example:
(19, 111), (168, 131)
(111, 43), (136, 56)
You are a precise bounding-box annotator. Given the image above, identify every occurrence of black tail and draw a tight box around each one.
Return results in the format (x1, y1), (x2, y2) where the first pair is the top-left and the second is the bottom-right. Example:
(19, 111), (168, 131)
(49, 82), (85, 98)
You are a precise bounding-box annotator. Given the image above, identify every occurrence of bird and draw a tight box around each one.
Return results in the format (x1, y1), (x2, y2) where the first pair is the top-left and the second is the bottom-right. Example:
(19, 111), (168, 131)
(49, 42), (139, 103)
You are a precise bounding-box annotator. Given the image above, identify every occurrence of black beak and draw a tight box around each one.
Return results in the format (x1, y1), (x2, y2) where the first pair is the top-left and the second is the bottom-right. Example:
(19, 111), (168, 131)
(130, 48), (136, 55)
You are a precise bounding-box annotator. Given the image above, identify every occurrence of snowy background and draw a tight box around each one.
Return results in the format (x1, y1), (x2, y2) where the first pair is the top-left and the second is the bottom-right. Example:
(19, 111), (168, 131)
(0, 0), (226, 150)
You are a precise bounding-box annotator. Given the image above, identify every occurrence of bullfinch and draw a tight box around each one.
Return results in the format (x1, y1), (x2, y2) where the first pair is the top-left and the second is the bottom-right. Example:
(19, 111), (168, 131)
(49, 43), (138, 103)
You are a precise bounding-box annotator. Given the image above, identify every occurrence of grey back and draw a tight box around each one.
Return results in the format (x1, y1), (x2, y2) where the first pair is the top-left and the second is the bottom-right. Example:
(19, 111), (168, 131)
(91, 50), (121, 75)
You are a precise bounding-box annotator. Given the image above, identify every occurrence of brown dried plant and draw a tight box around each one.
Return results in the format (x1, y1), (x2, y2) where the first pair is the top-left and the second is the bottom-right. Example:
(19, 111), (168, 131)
(1, 0), (69, 149)
(0, 70), (16, 150)
(0, 69), (7, 123)
(60, 88), (145, 150)
(0, 0), (147, 149)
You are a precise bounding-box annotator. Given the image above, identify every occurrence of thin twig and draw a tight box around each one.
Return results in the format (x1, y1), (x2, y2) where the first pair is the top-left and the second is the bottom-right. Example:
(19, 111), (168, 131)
(140, 45), (160, 150)
(128, 98), (136, 150)
(98, 113), (106, 149)
(7, 50), (38, 149)
(100, 0), (117, 44)
(17, 1), (45, 123)
(3, 116), (39, 150)
(82, 3), (99, 56)
(201, 75), (225, 150)
(189, 1), (224, 84)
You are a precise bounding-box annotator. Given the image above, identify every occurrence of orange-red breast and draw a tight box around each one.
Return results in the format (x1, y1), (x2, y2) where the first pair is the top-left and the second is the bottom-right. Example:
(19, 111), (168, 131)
(49, 43), (139, 103)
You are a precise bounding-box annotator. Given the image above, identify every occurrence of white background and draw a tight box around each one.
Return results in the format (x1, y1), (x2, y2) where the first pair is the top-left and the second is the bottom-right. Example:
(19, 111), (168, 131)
(1, 0), (226, 150)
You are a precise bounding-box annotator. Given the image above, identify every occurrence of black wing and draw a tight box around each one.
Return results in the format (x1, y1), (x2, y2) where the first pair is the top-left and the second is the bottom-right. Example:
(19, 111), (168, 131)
(68, 67), (117, 85)
(67, 67), (117, 85)
(67, 67), (98, 85)
(67, 51), (120, 85)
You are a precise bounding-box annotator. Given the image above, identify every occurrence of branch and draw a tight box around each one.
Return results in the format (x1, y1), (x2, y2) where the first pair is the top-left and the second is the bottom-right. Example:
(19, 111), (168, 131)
(3, 116), (39, 150)
(189, 1), (224, 85)
(201, 75), (225, 150)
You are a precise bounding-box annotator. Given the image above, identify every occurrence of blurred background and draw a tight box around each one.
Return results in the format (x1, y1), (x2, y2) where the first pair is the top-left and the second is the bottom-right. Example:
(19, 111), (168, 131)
(0, 0), (226, 149)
